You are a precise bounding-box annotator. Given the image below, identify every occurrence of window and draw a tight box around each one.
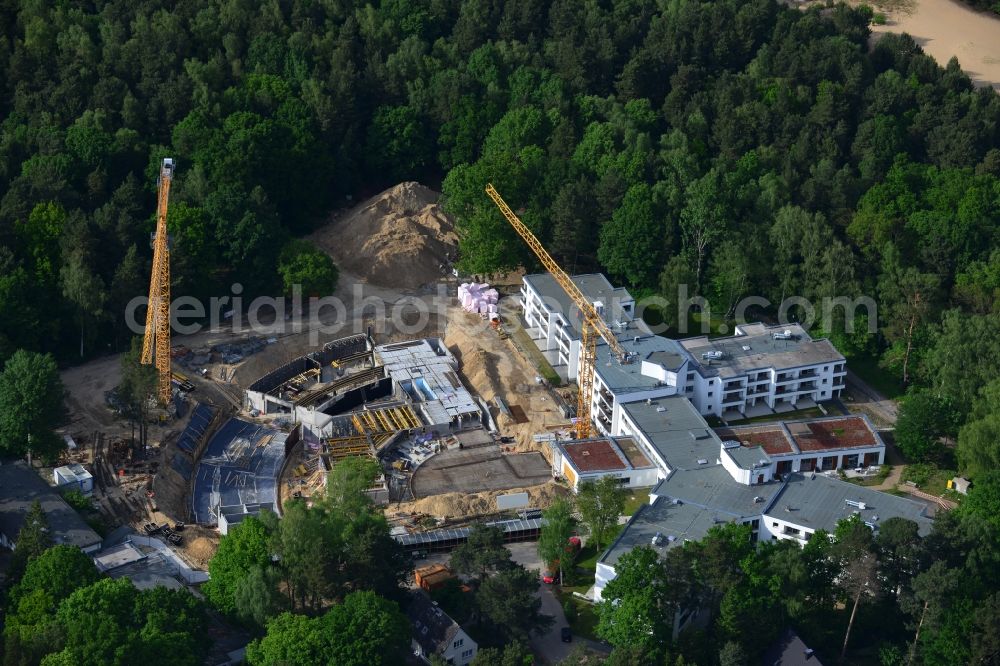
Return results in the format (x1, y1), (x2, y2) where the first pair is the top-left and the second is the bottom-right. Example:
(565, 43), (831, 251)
(462, 649), (474, 659)
(707, 391), (713, 397)
(772, 522), (778, 528)
(822, 378), (828, 384)
(454, 639), (464, 649)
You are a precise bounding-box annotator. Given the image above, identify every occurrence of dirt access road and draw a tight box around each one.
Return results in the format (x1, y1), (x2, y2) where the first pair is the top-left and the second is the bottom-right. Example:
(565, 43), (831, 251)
(869, 0), (1000, 90)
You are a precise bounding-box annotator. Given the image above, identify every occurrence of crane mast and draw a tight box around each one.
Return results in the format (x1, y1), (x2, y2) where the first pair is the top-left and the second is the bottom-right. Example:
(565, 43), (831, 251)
(141, 158), (175, 404)
(485, 183), (628, 439)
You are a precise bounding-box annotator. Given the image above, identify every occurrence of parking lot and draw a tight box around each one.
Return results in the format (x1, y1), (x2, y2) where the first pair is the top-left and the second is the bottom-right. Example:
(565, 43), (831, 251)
(410, 445), (551, 498)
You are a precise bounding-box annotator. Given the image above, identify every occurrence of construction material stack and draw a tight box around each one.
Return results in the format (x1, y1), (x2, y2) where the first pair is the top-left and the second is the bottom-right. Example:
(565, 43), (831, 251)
(458, 282), (499, 318)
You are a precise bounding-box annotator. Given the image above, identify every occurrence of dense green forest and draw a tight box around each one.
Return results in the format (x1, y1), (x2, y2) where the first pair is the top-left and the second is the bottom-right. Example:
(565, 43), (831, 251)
(956, 0), (1000, 16)
(1, 0), (1000, 660)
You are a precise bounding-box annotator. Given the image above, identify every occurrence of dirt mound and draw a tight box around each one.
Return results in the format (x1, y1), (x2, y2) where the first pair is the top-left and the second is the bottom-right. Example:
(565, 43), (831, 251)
(310, 182), (457, 289)
(459, 349), (505, 402)
(390, 481), (569, 521)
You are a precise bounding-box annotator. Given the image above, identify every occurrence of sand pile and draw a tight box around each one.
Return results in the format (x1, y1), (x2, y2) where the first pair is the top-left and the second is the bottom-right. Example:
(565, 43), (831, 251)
(460, 349), (505, 402)
(310, 182), (458, 289)
(390, 481), (570, 521)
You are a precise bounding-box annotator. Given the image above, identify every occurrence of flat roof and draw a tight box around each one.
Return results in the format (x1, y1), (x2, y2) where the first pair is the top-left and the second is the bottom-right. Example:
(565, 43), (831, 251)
(0, 461), (102, 550)
(717, 415), (884, 458)
(770, 473), (935, 535)
(615, 436), (652, 469)
(599, 496), (719, 566)
(594, 335), (688, 394)
(620, 396), (721, 471)
(650, 465), (777, 520)
(726, 444), (769, 470)
(562, 440), (628, 473)
(788, 416), (883, 452)
(94, 542), (146, 572)
(681, 323), (843, 378)
(523, 273), (634, 338)
(717, 426), (795, 455)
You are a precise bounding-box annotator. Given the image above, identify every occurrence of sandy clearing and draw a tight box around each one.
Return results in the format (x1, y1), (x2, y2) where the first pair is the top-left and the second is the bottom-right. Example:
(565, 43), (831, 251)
(870, 0), (1000, 89)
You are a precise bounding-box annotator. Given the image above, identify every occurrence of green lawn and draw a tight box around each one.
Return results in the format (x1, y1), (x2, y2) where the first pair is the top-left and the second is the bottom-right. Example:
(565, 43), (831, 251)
(849, 354), (904, 399)
(623, 488), (652, 516)
(556, 589), (601, 642)
(902, 463), (957, 496)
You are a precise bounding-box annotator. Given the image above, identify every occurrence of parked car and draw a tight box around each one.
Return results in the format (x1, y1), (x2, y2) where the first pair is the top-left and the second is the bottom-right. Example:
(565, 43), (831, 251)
(542, 571), (556, 584)
(561, 627), (572, 643)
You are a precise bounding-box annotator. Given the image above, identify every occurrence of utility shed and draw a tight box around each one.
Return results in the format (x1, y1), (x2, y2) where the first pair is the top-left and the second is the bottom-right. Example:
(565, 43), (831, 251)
(0, 461), (102, 553)
(53, 463), (94, 496)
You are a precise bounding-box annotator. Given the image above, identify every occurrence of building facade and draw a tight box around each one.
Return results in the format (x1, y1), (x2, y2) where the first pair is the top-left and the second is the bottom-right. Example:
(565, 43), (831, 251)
(519, 273), (847, 425)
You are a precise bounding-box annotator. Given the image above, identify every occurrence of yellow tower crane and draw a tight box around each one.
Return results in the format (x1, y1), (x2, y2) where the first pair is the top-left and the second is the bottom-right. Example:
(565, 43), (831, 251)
(485, 183), (629, 439)
(141, 157), (176, 404)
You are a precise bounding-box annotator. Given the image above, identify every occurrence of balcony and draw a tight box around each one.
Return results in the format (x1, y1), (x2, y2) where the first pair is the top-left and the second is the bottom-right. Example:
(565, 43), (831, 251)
(799, 369), (818, 379)
(797, 381), (817, 392)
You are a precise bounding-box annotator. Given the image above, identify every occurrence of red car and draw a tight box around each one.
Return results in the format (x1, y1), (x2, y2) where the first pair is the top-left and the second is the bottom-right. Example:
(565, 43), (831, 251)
(542, 571), (556, 584)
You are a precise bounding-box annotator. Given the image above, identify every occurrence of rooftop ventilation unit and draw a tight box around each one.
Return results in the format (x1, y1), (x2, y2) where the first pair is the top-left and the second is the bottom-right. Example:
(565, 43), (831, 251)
(671, 498), (682, 505)
(697, 458), (709, 465)
(701, 350), (724, 360)
(646, 398), (652, 405)
(845, 499), (868, 510)
(772, 329), (793, 340)
(753, 496), (763, 503)
(742, 345), (751, 351)
(656, 406), (666, 413)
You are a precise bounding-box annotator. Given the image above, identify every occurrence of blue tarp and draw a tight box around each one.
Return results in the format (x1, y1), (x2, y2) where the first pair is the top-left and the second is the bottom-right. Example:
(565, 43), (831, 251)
(177, 404), (218, 453)
(190, 417), (286, 525)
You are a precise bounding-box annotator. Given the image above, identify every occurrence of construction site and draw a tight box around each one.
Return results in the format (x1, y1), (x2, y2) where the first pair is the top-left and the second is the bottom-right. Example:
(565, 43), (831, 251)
(55, 177), (577, 569)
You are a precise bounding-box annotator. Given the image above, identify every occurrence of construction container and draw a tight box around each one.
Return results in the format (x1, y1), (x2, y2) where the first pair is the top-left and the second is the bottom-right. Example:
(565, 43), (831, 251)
(53, 463), (94, 496)
(414, 563), (453, 592)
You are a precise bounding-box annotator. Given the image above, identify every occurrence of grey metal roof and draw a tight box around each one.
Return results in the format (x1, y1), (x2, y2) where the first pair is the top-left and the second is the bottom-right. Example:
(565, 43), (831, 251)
(650, 465), (777, 520)
(594, 336), (688, 394)
(768, 473), (935, 535)
(0, 461), (102, 551)
(726, 444), (770, 470)
(394, 517), (542, 547)
(646, 350), (687, 371)
(680, 323), (844, 378)
(620, 397), (721, 471)
(599, 496), (720, 566)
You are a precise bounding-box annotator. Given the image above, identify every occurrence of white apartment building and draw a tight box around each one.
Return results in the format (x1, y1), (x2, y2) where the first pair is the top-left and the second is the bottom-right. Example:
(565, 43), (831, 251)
(591, 398), (929, 608)
(519, 273), (847, 429)
(520, 273), (639, 382)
